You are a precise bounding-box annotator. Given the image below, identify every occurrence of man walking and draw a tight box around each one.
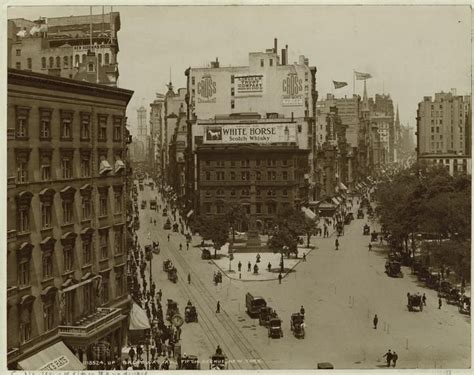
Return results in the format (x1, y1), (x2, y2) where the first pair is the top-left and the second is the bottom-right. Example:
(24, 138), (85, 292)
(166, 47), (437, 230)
(216, 301), (221, 313)
(392, 351), (398, 367)
(373, 314), (378, 329)
(278, 273), (282, 284)
(188, 273), (191, 285)
(247, 261), (251, 272)
(438, 297), (442, 309)
(422, 293), (427, 306)
(238, 261), (242, 272)
(383, 349), (392, 367)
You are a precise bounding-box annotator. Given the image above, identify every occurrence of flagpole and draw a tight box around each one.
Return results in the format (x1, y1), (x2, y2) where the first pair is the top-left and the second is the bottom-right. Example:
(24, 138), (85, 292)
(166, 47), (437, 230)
(353, 70), (355, 96)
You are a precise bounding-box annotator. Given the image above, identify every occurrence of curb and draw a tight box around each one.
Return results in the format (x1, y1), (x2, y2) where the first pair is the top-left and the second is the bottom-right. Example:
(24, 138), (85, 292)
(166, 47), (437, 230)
(210, 247), (316, 283)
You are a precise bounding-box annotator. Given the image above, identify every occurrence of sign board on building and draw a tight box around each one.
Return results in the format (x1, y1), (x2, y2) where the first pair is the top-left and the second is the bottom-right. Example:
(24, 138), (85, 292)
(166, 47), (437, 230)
(235, 75), (264, 97)
(39, 356), (70, 370)
(197, 74), (217, 103)
(282, 72), (304, 107)
(204, 123), (296, 144)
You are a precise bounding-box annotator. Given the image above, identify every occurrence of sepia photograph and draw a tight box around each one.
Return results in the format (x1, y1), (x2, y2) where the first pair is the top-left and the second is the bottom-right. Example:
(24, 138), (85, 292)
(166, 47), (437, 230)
(4, 2), (472, 371)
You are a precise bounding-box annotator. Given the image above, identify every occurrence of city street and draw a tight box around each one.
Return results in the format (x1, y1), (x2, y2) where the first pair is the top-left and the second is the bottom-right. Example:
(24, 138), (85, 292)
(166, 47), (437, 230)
(136, 182), (470, 369)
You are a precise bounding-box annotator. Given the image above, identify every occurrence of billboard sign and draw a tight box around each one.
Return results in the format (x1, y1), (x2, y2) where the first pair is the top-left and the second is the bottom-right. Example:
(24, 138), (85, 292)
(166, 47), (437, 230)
(282, 72), (304, 107)
(204, 123), (296, 144)
(197, 74), (217, 103)
(235, 75), (264, 96)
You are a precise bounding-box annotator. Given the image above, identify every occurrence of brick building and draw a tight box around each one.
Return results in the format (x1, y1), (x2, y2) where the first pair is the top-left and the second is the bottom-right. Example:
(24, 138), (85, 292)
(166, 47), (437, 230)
(7, 69), (133, 370)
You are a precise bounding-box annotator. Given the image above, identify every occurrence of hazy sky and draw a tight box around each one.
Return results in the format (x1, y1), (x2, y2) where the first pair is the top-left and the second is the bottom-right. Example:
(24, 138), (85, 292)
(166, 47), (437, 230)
(8, 5), (472, 131)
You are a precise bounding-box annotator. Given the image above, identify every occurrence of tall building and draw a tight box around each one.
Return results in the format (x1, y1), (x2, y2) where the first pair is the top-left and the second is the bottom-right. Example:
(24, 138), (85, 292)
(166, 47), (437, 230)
(130, 106), (148, 163)
(185, 40), (317, 231)
(416, 90), (471, 174)
(149, 94), (165, 180)
(8, 11), (120, 86)
(7, 69), (133, 370)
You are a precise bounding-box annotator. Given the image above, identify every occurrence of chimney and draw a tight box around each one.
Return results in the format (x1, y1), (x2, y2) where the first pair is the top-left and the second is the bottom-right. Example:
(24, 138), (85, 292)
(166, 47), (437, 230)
(274, 38), (278, 54)
(285, 44), (288, 63)
(281, 49), (286, 65)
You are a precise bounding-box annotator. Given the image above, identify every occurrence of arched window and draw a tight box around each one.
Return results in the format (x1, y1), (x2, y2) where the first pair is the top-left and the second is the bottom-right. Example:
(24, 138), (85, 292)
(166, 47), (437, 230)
(98, 54), (102, 65)
(56, 56), (60, 68)
(104, 53), (110, 65)
(74, 55), (79, 66)
(88, 63), (94, 72)
(41, 57), (46, 69)
(63, 56), (68, 68)
(49, 57), (54, 68)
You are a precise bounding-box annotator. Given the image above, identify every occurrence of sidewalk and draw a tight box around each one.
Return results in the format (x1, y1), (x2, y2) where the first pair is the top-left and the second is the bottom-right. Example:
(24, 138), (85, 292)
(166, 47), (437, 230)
(211, 243), (314, 282)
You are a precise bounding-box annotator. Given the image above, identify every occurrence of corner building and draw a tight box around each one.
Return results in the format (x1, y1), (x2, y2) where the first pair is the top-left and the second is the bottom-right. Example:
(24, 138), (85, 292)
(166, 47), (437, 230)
(7, 69), (133, 370)
(185, 42), (317, 232)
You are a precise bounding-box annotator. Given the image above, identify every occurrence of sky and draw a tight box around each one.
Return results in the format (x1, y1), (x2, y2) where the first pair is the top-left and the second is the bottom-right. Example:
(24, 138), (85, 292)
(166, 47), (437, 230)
(8, 5), (472, 132)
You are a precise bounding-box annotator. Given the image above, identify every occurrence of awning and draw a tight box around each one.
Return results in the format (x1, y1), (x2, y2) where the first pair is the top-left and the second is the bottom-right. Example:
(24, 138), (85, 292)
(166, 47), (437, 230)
(332, 197), (340, 206)
(301, 207), (316, 220)
(129, 303), (151, 331)
(186, 210), (194, 218)
(114, 159), (125, 173)
(338, 182), (348, 191)
(99, 160), (112, 175)
(18, 341), (85, 371)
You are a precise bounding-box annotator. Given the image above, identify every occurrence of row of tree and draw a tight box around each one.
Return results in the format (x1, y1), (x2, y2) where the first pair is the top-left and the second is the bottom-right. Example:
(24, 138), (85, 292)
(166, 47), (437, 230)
(374, 163), (471, 280)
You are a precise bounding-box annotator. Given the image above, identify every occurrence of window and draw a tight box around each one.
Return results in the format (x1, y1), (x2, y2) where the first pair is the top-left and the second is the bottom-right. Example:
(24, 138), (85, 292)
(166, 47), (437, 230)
(63, 56), (68, 68)
(256, 160), (261, 166)
(431, 135), (435, 140)
(230, 160), (236, 167)
(105, 53), (110, 64)
(113, 117), (122, 141)
(439, 119), (443, 125)
(231, 87), (235, 96)
(61, 117), (72, 140)
(61, 157), (72, 179)
(19, 259), (30, 286)
(231, 100), (235, 109)
(431, 127), (434, 132)
(98, 115), (108, 141)
(48, 56), (53, 68)
(39, 112), (51, 139)
(205, 171), (211, 180)
(18, 207), (30, 233)
(436, 127), (439, 133)
(230, 75), (235, 84)
(114, 192), (122, 213)
(241, 189), (250, 196)
(116, 269), (126, 298)
(230, 171), (236, 180)
(43, 303), (54, 332)
(98, 54), (102, 65)
(64, 291), (74, 325)
(99, 193), (108, 216)
(267, 171), (276, 180)
(114, 229), (123, 254)
(282, 171), (288, 180)
(62, 200), (73, 224)
(282, 189), (288, 197)
(216, 171), (225, 180)
(298, 124), (302, 133)
(100, 231), (109, 259)
(41, 202), (52, 229)
(88, 63), (94, 72)
(83, 240), (92, 265)
(42, 253), (53, 279)
(260, 59), (264, 67)
(16, 107), (29, 138)
(256, 189), (261, 197)
(205, 203), (211, 213)
(82, 197), (91, 220)
(216, 160), (225, 167)
(19, 308), (31, 343)
(267, 159), (276, 167)
(217, 189), (225, 196)
(269, 58), (273, 67)
(241, 159), (250, 167)
(256, 203), (262, 214)
(305, 72), (309, 81)
(16, 49), (21, 56)
(80, 113), (91, 140)
(56, 56), (60, 68)
(80, 154), (91, 178)
(192, 76), (195, 85)
(101, 274), (109, 304)
(230, 189), (236, 196)
(15, 62), (21, 69)
(216, 204), (223, 214)
(27, 58), (32, 70)
(282, 159), (288, 166)
(256, 171), (261, 180)
(267, 203), (276, 214)
(17, 159), (28, 183)
(241, 171), (250, 180)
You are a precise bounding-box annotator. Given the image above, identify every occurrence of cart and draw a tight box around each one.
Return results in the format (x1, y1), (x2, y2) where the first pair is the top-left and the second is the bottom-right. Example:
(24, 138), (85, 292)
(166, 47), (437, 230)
(178, 354), (200, 370)
(290, 313), (305, 339)
(357, 209), (364, 219)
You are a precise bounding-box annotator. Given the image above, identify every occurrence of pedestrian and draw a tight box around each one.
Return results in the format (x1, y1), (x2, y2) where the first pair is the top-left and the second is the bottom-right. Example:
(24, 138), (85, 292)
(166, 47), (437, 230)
(438, 297), (442, 309)
(302, 253), (306, 262)
(256, 253), (261, 263)
(238, 261), (242, 272)
(167, 234), (170, 242)
(278, 273), (282, 284)
(137, 344), (143, 360)
(383, 349), (392, 367)
(267, 262), (272, 272)
(422, 293), (427, 306)
(392, 351), (398, 367)
(186, 242), (189, 251)
(188, 273), (191, 284)
(368, 243), (372, 251)
(248, 261), (251, 272)
(216, 301), (221, 313)
(335, 238), (339, 250)
(129, 346), (136, 362)
(300, 305), (305, 316)
(179, 243), (182, 251)
(150, 343), (156, 360)
(157, 289), (162, 302)
(373, 314), (378, 329)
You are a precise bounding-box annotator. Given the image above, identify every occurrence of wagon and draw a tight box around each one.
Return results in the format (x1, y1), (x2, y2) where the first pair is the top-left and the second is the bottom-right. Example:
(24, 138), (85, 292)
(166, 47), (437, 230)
(179, 355), (200, 370)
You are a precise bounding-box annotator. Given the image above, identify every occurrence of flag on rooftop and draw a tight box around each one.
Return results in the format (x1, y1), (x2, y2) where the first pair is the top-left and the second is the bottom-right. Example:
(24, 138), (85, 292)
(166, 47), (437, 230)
(333, 80), (348, 89)
(354, 71), (372, 80)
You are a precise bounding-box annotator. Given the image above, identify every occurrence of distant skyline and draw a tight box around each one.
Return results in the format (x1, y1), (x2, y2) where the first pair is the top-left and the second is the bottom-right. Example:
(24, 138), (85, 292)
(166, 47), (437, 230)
(8, 5), (471, 132)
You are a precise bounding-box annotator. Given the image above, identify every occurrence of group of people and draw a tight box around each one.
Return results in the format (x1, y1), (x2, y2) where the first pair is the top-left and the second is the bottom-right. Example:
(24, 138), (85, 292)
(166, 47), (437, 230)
(382, 349), (399, 367)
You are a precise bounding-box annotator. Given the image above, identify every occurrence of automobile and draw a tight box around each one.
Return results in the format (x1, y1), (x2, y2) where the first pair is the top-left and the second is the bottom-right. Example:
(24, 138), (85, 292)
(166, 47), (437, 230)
(290, 313), (305, 339)
(163, 219), (172, 230)
(150, 199), (157, 210)
(184, 304), (198, 323)
(363, 224), (370, 235)
(168, 267), (178, 283)
(258, 306), (274, 327)
(425, 271), (440, 289)
(385, 260), (403, 278)
(201, 248), (212, 260)
(268, 317), (283, 338)
(446, 287), (462, 305)
(437, 280), (452, 298)
(246, 293), (267, 318)
(162, 208), (168, 217)
(166, 299), (180, 321)
(407, 293), (423, 312)
(178, 354), (200, 370)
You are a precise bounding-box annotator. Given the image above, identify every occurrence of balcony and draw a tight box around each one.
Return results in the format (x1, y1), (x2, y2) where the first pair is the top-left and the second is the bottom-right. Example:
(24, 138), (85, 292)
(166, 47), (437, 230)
(58, 307), (122, 338)
(7, 176), (15, 189)
(7, 286), (18, 298)
(7, 230), (17, 244)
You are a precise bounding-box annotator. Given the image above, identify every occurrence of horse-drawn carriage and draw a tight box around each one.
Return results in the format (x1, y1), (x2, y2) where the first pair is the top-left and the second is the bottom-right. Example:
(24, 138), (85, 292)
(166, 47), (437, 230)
(163, 259), (173, 272)
(163, 218), (172, 230)
(357, 208), (364, 219)
(425, 271), (440, 289)
(185, 303), (198, 323)
(168, 267), (178, 283)
(363, 224), (370, 235)
(173, 223), (179, 232)
(290, 313), (305, 339)
(385, 260), (403, 278)
(213, 271), (223, 285)
(210, 349), (228, 370)
(437, 280), (452, 299)
(178, 355), (200, 370)
(407, 293), (423, 312)
(371, 232), (378, 242)
(201, 248), (212, 260)
(367, 205), (374, 216)
(446, 287), (462, 305)
(162, 208), (168, 217)
(344, 213), (354, 225)
(268, 317), (283, 338)
(166, 299), (180, 322)
(336, 222), (344, 236)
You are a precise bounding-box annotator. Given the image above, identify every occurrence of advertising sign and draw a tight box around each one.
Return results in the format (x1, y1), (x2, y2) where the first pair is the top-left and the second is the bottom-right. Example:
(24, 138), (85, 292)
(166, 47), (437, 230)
(235, 75), (264, 96)
(197, 74), (217, 103)
(282, 72), (304, 107)
(40, 356), (70, 370)
(204, 123), (296, 144)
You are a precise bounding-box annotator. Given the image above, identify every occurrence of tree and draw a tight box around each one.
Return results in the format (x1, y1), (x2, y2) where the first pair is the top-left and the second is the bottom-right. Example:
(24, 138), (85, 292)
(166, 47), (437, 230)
(224, 204), (248, 243)
(268, 226), (298, 257)
(194, 215), (229, 259)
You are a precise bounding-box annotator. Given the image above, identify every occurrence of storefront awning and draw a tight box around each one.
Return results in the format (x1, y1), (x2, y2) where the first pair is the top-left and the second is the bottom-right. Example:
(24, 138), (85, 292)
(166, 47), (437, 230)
(186, 209), (194, 218)
(18, 341), (85, 371)
(338, 182), (348, 191)
(129, 303), (151, 331)
(332, 197), (340, 206)
(301, 207), (316, 220)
